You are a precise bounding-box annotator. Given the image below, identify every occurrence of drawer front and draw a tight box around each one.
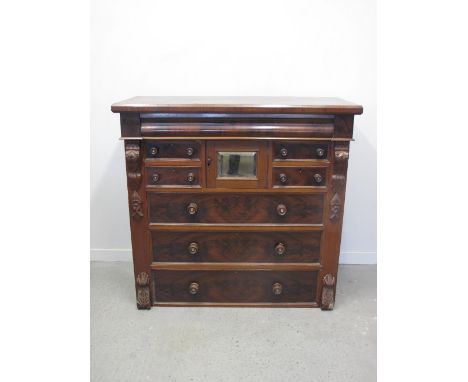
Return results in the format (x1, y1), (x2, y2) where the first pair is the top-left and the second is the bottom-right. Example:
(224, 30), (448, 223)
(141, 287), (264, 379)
(273, 141), (329, 160)
(152, 231), (322, 263)
(153, 270), (318, 303)
(149, 193), (324, 224)
(147, 167), (201, 187)
(145, 141), (200, 159)
(273, 167), (327, 187)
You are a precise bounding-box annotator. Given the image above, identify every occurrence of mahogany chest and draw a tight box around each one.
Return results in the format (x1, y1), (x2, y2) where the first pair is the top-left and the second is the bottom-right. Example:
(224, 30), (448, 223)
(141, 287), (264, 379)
(111, 97), (363, 310)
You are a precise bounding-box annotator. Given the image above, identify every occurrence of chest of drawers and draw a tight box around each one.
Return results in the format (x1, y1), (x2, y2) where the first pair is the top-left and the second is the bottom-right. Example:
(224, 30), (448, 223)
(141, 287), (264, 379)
(111, 96), (363, 310)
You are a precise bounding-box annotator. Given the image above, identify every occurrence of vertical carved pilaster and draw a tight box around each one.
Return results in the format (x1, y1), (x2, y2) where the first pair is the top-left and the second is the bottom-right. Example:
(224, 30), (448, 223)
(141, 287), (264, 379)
(125, 141), (144, 223)
(124, 139), (152, 309)
(330, 144), (349, 222)
(136, 272), (151, 309)
(321, 274), (336, 310)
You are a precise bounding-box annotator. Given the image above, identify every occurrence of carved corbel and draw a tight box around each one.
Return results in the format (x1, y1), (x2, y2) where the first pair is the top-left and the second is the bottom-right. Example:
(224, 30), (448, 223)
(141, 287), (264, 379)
(136, 272), (151, 309)
(125, 141), (142, 190)
(321, 274), (336, 310)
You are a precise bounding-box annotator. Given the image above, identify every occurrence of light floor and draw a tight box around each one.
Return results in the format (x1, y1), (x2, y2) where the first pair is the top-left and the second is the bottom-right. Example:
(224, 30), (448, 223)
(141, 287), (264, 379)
(91, 262), (376, 382)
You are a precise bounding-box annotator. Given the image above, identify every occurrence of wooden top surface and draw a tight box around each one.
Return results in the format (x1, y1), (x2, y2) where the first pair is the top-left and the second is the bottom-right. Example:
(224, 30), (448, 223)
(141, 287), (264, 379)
(111, 96), (363, 115)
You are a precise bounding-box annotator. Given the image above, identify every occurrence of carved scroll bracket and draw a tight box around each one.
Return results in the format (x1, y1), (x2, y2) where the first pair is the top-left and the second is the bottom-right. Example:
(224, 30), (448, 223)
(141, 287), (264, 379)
(125, 141), (142, 190)
(321, 274), (336, 310)
(136, 272), (151, 309)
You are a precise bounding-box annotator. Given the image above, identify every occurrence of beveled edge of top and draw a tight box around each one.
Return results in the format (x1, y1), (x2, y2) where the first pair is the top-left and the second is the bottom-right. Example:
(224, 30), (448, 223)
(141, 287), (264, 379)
(111, 96), (363, 115)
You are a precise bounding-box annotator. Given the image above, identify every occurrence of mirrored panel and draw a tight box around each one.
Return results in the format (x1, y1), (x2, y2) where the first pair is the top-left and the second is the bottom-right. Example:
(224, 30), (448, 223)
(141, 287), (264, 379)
(217, 152), (257, 179)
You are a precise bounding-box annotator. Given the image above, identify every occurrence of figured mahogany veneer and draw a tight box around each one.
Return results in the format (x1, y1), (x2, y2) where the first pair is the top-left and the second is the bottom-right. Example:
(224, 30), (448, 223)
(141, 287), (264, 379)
(112, 96), (362, 310)
(146, 167), (201, 187)
(148, 193), (324, 224)
(145, 140), (201, 160)
(273, 167), (328, 188)
(153, 270), (318, 303)
(151, 231), (322, 263)
(273, 141), (329, 161)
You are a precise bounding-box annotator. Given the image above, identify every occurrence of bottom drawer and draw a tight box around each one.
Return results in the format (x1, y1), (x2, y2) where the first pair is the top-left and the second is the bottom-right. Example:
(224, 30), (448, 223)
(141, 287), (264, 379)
(153, 270), (318, 303)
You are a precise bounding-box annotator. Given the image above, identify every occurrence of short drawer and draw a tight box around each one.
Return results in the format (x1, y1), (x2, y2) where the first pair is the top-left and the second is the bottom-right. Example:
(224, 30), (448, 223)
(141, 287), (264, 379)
(147, 167), (201, 187)
(273, 167), (327, 187)
(273, 141), (329, 160)
(151, 231), (322, 263)
(148, 193), (324, 224)
(145, 141), (200, 160)
(153, 270), (318, 303)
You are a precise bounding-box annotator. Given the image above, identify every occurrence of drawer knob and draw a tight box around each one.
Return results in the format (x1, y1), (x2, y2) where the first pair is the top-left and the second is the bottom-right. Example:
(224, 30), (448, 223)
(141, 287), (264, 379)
(276, 204), (287, 216)
(187, 202), (198, 215)
(279, 173), (288, 184)
(188, 242), (199, 255)
(313, 173), (323, 183)
(316, 148), (325, 158)
(275, 242), (286, 256)
(187, 172), (195, 183)
(187, 147), (195, 157)
(189, 282), (199, 295)
(272, 282), (283, 295)
(150, 147), (159, 156)
(280, 147), (288, 157)
(152, 173), (160, 183)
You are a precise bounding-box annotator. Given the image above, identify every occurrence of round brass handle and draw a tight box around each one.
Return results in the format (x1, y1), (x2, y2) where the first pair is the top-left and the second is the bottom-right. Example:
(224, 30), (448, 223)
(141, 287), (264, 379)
(152, 173), (160, 183)
(188, 242), (199, 255)
(272, 282), (283, 295)
(280, 148), (288, 157)
(189, 282), (199, 295)
(187, 147), (194, 157)
(276, 204), (287, 216)
(313, 173), (323, 183)
(150, 147), (159, 156)
(187, 172), (195, 183)
(275, 242), (286, 256)
(187, 202), (198, 215)
(316, 147), (325, 158)
(279, 173), (288, 184)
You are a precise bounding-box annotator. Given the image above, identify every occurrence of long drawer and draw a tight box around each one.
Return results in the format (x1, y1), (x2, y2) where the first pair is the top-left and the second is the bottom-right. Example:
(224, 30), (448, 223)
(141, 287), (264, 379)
(148, 193), (324, 224)
(152, 270), (318, 303)
(151, 231), (322, 263)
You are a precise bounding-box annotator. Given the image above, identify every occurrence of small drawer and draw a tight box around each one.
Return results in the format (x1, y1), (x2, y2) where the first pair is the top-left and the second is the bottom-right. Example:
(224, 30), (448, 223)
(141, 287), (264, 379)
(145, 141), (200, 160)
(153, 270), (318, 303)
(152, 231), (322, 263)
(273, 141), (329, 160)
(148, 193), (324, 224)
(147, 167), (201, 187)
(273, 167), (327, 187)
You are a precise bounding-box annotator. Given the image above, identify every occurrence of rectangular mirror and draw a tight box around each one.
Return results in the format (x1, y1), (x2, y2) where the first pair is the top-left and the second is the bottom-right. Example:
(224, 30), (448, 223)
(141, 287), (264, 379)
(217, 152), (257, 179)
